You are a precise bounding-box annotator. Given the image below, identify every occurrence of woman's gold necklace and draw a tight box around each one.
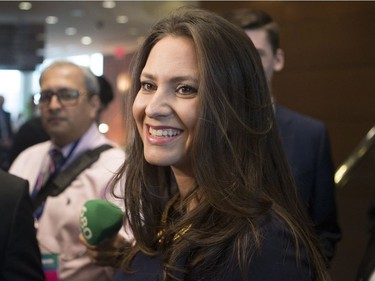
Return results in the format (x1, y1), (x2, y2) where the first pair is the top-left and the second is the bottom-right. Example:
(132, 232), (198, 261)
(158, 194), (192, 243)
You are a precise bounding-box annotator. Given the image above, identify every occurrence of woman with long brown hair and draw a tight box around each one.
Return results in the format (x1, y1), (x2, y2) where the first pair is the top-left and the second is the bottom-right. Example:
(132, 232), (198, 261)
(84, 7), (330, 281)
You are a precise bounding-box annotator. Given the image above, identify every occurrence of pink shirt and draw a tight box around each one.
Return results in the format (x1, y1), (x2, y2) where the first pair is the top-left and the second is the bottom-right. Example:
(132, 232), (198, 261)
(10, 123), (126, 281)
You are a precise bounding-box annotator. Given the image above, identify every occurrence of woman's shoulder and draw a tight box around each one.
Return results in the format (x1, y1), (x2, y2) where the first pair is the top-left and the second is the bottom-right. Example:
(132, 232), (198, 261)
(188, 214), (315, 281)
(113, 252), (163, 281)
(113, 215), (316, 281)
(258, 213), (295, 242)
(241, 214), (315, 281)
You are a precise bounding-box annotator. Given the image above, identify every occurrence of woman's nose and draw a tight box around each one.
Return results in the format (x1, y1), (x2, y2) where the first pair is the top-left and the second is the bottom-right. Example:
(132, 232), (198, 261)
(145, 90), (172, 118)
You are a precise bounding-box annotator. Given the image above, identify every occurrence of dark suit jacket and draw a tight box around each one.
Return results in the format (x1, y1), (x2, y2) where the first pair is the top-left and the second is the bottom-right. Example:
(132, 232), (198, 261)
(0, 110), (13, 170)
(0, 170), (44, 281)
(275, 105), (341, 262)
(0, 110), (13, 140)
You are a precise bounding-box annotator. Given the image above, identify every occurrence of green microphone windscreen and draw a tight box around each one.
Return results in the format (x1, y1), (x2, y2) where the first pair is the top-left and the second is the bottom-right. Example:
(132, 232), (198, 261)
(80, 199), (123, 245)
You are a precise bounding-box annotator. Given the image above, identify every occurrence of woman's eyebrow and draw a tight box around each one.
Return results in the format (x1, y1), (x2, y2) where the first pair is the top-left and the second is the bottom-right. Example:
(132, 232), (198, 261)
(140, 72), (198, 84)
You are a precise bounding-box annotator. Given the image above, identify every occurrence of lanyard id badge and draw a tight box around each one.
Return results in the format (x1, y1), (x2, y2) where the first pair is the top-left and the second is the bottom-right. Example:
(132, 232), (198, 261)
(42, 253), (59, 281)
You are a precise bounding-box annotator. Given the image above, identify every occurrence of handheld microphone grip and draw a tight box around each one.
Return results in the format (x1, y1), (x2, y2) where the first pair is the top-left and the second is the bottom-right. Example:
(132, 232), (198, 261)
(80, 199), (124, 245)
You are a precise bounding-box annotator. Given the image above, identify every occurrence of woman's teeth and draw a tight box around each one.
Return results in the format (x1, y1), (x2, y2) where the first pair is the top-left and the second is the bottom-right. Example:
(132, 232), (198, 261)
(149, 128), (181, 137)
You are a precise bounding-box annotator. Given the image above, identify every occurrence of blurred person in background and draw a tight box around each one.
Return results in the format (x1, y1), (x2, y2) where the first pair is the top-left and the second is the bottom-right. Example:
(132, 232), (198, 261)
(9, 74), (114, 164)
(225, 8), (341, 264)
(0, 95), (13, 170)
(9, 61), (124, 281)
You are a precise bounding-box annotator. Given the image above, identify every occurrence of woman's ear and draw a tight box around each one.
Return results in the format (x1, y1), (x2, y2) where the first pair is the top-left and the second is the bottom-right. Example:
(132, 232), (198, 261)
(273, 48), (285, 72)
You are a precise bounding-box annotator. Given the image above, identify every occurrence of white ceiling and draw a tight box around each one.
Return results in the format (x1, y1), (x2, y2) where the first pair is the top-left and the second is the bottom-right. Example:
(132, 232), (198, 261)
(0, 1), (200, 60)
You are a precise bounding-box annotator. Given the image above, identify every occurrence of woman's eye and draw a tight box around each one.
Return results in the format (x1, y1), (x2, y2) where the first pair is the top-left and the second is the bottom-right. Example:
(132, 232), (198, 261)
(177, 85), (197, 96)
(140, 82), (155, 92)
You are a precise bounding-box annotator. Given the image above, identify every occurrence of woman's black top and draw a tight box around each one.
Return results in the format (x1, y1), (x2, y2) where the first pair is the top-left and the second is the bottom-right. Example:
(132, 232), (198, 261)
(113, 215), (315, 281)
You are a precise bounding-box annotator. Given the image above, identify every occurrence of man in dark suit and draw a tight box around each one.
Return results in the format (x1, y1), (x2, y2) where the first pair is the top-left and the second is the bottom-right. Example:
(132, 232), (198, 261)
(275, 104), (340, 261)
(0, 95), (14, 170)
(0, 169), (44, 280)
(225, 8), (341, 263)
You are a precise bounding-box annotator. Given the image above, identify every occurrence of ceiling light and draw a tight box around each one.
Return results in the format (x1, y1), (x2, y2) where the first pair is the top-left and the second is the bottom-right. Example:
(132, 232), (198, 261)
(116, 15), (128, 24)
(81, 36), (92, 45)
(19, 2), (32, 10)
(98, 123), (109, 134)
(45, 16), (58, 24)
(65, 27), (77, 36)
(102, 1), (116, 9)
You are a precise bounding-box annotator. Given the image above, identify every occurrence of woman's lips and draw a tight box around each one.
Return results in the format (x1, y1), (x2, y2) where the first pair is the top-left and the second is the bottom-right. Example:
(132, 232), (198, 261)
(146, 125), (183, 145)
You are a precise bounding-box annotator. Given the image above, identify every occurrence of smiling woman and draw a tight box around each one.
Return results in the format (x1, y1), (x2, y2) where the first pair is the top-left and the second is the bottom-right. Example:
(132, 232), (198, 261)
(82, 6), (331, 281)
(133, 36), (199, 174)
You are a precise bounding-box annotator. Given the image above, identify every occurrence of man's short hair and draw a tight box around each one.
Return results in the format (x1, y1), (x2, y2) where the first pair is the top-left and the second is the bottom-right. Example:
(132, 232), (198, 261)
(225, 8), (281, 54)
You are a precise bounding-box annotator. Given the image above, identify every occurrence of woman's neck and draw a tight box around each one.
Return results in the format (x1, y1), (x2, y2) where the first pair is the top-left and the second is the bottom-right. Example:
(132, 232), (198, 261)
(171, 167), (199, 211)
(171, 167), (195, 198)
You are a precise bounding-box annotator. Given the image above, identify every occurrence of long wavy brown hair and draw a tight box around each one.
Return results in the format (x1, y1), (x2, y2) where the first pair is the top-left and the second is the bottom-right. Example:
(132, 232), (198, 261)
(112, 6), (330, 281)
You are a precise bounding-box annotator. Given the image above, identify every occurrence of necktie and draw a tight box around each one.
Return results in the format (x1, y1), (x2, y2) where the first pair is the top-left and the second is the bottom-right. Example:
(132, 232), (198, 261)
(49, 148), (64, 176)
(33, 148), (64, 199)
(33, 148), (65, 221)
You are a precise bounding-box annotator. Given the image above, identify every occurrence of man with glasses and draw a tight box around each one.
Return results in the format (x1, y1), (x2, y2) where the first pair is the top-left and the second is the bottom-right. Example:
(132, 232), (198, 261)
(8, 75), (114, 164)
(9, 61), (125, 281)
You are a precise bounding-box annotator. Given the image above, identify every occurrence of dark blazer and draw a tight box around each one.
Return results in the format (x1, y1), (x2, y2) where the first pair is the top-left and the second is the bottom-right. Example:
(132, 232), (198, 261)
(0, 170), (44, 281)
(0, 110), (13, 170)
(275, 105), (341, 262)
(0, 110), (13, 140)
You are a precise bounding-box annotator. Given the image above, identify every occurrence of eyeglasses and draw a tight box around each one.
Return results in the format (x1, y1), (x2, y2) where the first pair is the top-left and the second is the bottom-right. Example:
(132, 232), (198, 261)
(36, 88), (87, 107)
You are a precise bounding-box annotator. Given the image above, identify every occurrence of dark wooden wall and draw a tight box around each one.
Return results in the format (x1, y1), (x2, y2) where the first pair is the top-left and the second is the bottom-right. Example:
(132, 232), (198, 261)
(200, 2), (375, 280)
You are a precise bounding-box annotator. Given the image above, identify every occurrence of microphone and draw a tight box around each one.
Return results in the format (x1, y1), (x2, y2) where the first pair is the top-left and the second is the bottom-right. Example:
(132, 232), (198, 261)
(79, 199), (124, 245)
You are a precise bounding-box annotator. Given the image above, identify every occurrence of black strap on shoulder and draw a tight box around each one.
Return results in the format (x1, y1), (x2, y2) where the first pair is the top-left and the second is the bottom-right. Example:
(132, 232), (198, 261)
(33, 144), (113, 211)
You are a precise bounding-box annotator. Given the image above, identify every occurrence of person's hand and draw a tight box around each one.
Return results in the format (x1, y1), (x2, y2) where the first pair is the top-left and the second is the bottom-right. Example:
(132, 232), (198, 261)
(79, 233), (128, 268)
